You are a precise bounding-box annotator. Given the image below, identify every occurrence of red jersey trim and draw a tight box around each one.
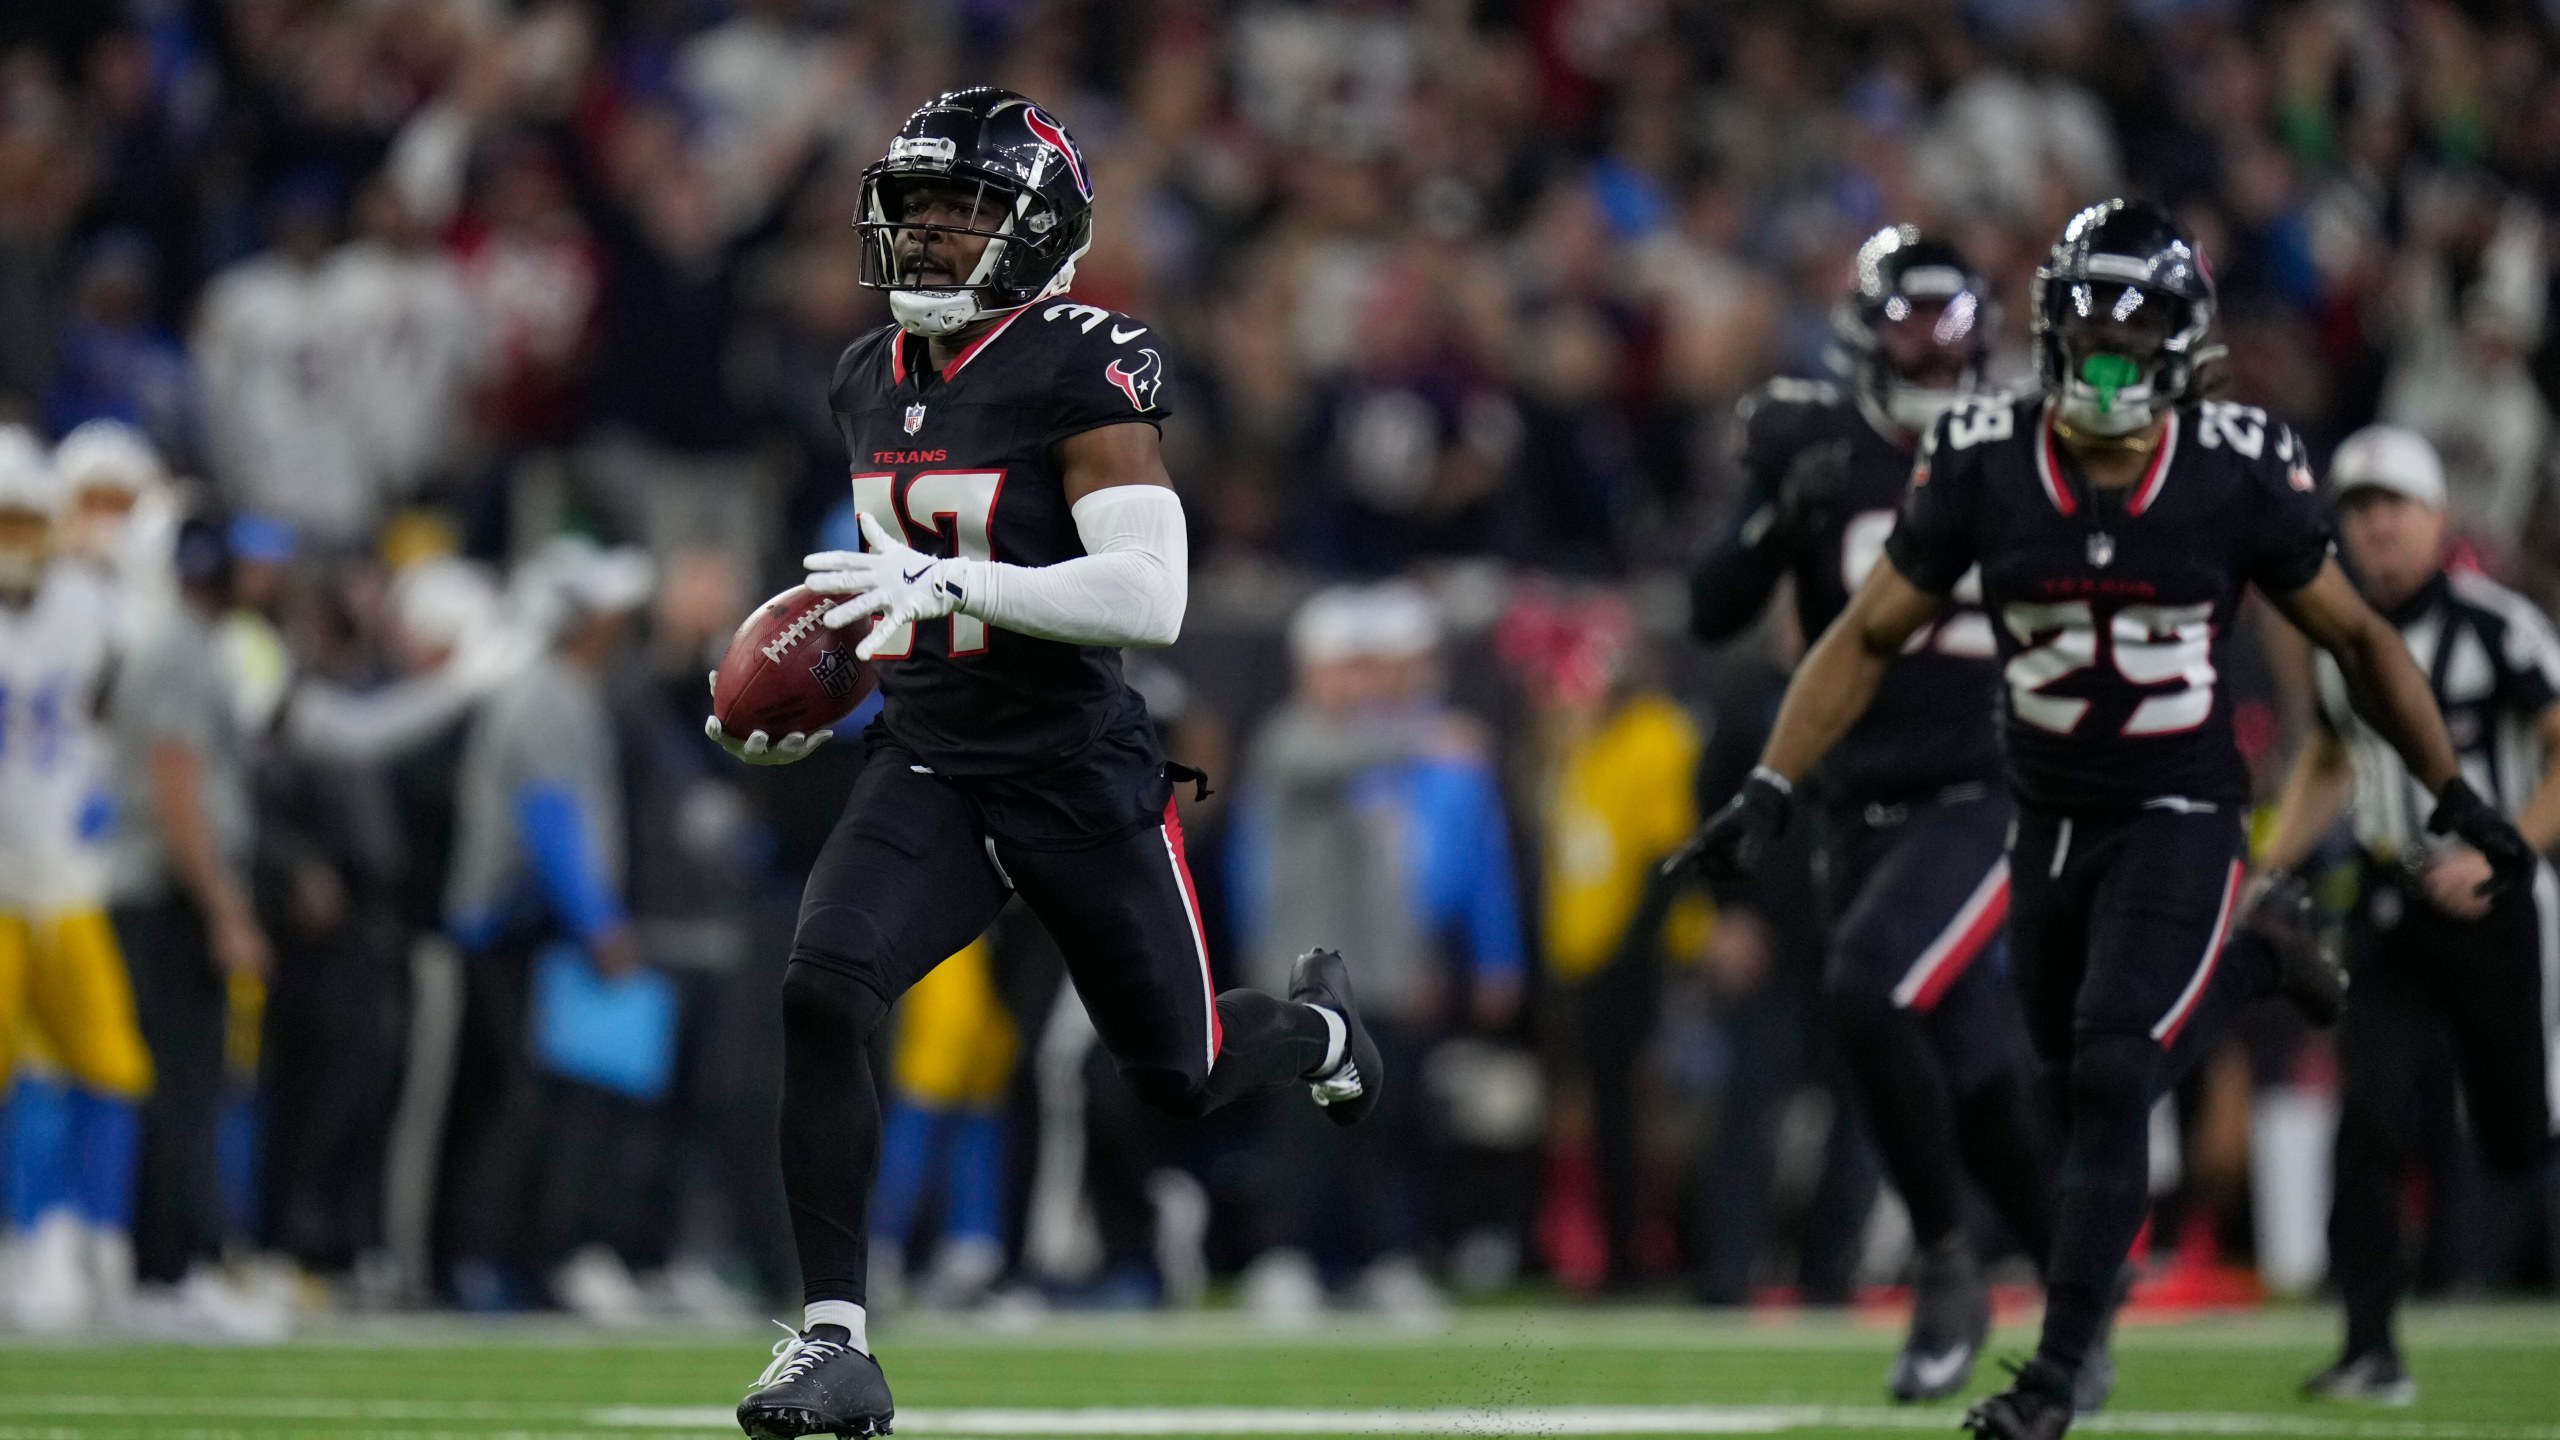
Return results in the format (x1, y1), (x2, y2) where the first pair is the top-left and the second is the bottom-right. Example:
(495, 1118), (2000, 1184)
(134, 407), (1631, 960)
(2035, 407), (2078, 517)
(944, 304), (1034, 380)
(2126, 409), (2181, 516)
(884, 302), (1034, 386)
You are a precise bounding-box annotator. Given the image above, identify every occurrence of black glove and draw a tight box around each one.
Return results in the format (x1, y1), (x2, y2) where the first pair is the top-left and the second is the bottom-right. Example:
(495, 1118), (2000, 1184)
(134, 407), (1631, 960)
(2427, 777), (2536, 899)
(1661, 767), (1794, 886)
(2241, 870), (2315, 945)
(2239, 870), (2342, 1027)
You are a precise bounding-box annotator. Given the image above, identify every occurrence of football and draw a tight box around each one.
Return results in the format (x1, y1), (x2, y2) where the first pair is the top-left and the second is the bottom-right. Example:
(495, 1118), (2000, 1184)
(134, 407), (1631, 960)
(710, 585), (877, 739)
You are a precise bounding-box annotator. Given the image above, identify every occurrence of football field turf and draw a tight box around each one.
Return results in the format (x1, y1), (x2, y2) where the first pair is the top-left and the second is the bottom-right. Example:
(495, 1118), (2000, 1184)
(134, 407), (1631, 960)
(2, 1305), (2557, 1439)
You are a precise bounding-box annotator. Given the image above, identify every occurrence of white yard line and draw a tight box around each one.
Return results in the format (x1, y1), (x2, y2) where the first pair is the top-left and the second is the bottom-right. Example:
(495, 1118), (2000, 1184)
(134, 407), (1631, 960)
(0, 1397), (570, 1422)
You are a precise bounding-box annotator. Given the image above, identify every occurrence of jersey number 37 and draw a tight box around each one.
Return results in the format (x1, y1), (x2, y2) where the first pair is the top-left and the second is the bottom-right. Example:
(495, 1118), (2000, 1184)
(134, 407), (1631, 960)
(2002, 600), (2216, 737)
(850, 470), (1004, 658)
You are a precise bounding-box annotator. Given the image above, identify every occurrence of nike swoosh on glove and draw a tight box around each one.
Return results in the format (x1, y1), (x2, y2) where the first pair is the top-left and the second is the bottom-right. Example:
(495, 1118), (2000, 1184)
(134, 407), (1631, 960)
(804, 513), (966, 661)
(1660, 767), (1794, 885)
(2428, 776), (2536, 898)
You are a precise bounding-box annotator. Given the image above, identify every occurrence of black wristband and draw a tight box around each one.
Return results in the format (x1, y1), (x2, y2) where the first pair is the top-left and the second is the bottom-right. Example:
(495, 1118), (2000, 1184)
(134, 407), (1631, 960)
(2427, 776), (2485, 834)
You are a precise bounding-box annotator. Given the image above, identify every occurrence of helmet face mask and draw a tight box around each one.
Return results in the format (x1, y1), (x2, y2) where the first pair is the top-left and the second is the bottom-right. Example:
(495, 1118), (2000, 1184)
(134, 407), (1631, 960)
(1875, 292), (1987, 430)
(857, 89), (1096, 338)
(1833, 227), (1994, 436)
(2049, 280), (2204, 435)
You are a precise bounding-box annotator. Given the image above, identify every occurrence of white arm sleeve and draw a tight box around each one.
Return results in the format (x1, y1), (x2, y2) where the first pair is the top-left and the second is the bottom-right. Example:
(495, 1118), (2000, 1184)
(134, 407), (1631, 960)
(944, 484), (1188, 648)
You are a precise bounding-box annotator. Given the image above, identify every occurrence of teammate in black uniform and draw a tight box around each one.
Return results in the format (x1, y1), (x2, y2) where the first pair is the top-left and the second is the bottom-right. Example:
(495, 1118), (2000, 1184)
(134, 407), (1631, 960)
(707, 90), (1384, 1440)
(1691, 228), (2062, 1404)
(1668, 199), (2534, 1440)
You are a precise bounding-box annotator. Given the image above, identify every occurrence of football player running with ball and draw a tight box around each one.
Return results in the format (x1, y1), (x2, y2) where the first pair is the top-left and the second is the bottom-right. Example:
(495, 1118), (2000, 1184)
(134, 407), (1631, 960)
(1666, 199), (2533, 1440)
(710, 90), (1383, 1439)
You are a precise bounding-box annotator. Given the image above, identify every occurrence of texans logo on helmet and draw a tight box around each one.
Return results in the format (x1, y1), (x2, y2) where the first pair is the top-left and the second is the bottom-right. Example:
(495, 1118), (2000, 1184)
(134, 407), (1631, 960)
(1105, 348), (1164, 411)
(1023, 107), (1089, 201)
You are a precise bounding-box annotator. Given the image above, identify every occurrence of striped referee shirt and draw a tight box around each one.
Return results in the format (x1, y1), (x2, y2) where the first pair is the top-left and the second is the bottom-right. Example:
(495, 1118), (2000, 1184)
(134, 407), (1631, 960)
(2314, 567), (2560, 861)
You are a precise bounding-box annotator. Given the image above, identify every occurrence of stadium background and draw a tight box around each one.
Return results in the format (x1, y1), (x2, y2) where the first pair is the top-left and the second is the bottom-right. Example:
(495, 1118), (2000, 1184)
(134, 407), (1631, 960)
(1, 0), (2558, 1432)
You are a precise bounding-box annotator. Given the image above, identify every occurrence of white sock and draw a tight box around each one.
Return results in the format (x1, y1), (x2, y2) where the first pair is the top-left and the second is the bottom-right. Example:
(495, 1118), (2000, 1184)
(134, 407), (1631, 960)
(1312, 1006), (1348, 1077)
(803, 1299), (869, 1353)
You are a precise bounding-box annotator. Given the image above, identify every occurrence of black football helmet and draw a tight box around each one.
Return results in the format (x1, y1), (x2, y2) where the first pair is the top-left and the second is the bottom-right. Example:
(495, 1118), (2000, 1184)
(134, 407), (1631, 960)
(857, 87), (1096, 337)
(2032, 199), (2215, 437)
(1830, 225), (1996, 435)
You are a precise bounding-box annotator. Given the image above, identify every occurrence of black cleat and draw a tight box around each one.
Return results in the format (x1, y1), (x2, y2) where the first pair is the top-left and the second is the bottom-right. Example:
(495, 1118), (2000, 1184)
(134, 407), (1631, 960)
(1962, 1359), (2076, 1440)
(1888, 1236), (1988, 1402)
(2241, 873), (2343, 1027)
(1290, 948), (1382, 1127)
(737, 1326), (895, 1438)
(2303, 1349), (2416, 1406)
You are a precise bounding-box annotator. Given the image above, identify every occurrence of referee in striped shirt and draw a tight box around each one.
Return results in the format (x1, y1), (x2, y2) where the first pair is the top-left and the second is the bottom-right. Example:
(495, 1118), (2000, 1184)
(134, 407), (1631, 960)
(2262, 425), (2560, 1405)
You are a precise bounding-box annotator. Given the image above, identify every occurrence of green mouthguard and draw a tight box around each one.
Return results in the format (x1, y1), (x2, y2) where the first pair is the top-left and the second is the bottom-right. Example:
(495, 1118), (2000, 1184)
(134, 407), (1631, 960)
(2080, 353), (2141, 413)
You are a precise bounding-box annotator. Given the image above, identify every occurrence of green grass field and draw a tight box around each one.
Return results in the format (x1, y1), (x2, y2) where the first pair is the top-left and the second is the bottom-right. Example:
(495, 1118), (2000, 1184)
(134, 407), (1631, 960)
(3, 1305), (2558, 1439)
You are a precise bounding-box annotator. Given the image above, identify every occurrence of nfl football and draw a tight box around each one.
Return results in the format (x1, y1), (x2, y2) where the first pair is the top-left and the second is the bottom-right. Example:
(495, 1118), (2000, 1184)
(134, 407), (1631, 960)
(711, 585), (877, 739)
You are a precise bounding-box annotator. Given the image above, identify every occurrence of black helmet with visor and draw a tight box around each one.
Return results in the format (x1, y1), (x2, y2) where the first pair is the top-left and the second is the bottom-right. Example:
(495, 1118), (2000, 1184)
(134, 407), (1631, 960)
(1830, 225), (1996, 436)
(2032, 199), (2215, 438)
(858, 87), (1096, 337)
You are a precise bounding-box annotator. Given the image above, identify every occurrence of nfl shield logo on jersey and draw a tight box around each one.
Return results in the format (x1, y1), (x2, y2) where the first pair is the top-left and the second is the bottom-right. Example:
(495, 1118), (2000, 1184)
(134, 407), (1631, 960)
(904, 403), (927, 435)
(2086, 532), (2116, 568)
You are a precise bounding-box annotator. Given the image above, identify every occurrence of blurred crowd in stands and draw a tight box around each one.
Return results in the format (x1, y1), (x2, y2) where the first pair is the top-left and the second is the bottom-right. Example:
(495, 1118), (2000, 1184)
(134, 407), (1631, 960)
(0, 0), (2556, 1333)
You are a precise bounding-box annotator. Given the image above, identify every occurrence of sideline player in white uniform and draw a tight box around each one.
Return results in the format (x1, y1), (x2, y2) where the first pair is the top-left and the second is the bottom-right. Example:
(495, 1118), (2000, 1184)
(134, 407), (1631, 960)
(51, 420), (179, 642)
(0, 426), (154, 1332)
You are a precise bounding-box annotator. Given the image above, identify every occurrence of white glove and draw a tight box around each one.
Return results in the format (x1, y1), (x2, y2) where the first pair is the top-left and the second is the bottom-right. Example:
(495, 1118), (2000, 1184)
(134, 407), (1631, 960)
(704, 714), (832, 765)
(804, 513), (965, 661)
(704, 674), (833, 765)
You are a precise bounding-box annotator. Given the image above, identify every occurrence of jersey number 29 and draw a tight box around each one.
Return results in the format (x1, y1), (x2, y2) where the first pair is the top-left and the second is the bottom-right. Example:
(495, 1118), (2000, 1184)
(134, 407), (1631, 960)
(849, 471), (1003, 658)
(2001, 600), (2215, 736)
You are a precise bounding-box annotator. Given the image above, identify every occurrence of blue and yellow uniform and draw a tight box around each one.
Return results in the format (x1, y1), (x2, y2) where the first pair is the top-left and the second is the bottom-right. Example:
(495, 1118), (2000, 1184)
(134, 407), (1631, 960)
(0, 496), (152, 1316)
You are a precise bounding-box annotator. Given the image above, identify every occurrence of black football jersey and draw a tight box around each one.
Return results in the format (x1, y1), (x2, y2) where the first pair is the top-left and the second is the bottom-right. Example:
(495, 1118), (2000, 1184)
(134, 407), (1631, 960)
(1886, 394), (2333, 812)
(1691, 379), (2003, 806)
(828, 298), (1175, 778)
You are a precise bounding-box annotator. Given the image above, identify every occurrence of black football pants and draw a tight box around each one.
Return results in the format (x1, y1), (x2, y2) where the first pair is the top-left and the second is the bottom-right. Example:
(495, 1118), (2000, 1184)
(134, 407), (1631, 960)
(114, 899), (227, 1286)
(2006, 804), (2280, 1376)
(1821, 791), (2053, 1265)
(779, 737), (1330, 1307)
(2330, 858), (2553, 1358)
